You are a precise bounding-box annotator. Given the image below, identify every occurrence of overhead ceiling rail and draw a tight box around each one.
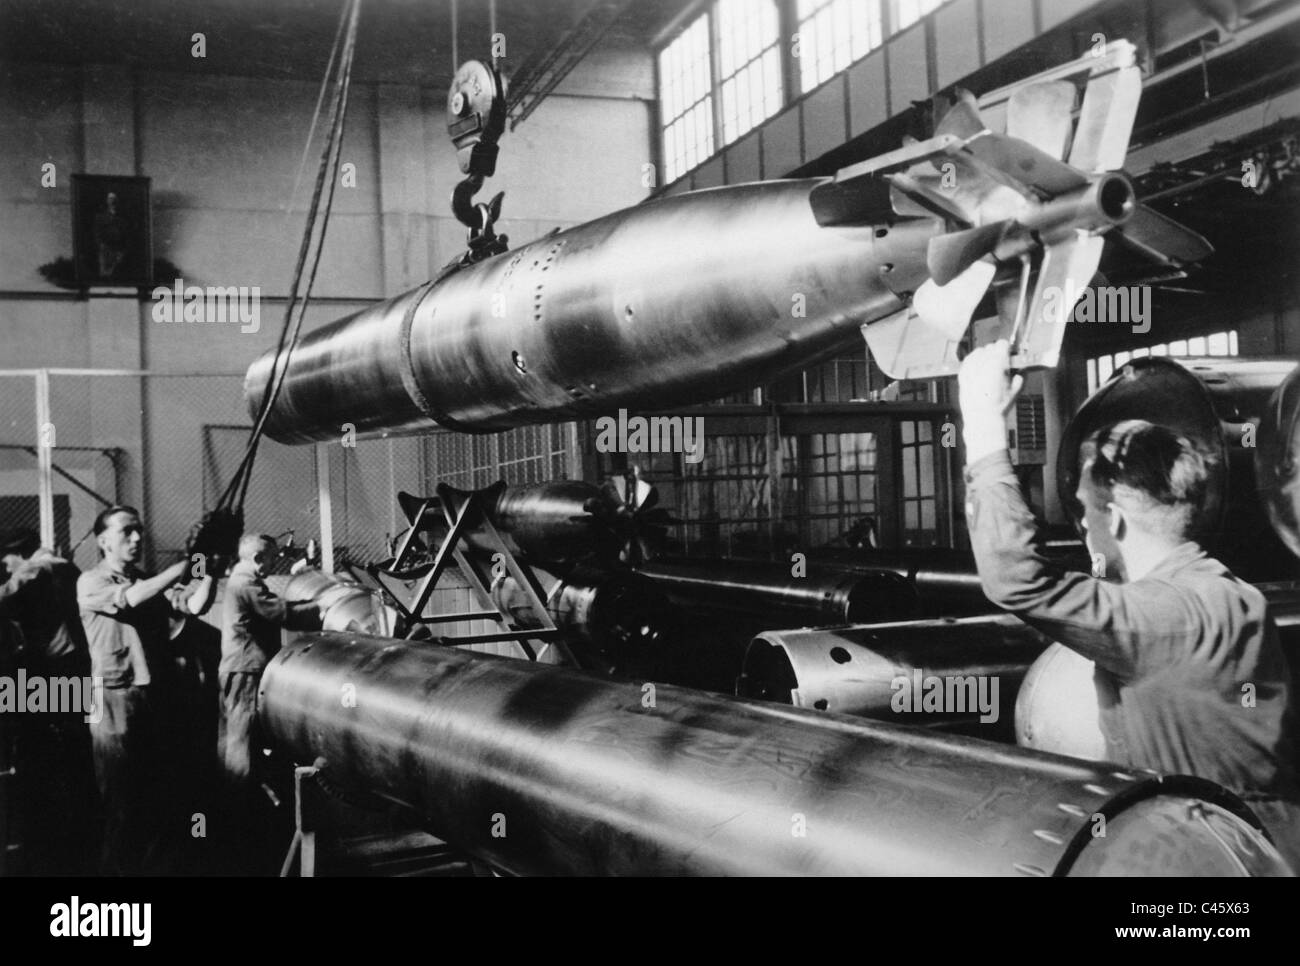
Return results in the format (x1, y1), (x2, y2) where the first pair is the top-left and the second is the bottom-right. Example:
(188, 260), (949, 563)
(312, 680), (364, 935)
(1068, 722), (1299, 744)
(505, 0), (635, 131)
(1136, 117), (1300, 203)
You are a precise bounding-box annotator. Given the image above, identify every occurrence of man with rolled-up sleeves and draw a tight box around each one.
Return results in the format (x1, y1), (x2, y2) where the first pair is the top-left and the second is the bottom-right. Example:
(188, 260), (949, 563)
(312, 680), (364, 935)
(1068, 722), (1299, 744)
(77, 505), (214, 875)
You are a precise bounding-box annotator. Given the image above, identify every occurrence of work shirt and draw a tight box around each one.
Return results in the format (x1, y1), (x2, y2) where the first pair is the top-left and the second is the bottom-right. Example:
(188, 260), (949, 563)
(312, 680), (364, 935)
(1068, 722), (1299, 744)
(219, 560), (287, 677)
(965, 450), (1300, 799)
(0, 548), (87, 665)
(77, 560), (192, 689)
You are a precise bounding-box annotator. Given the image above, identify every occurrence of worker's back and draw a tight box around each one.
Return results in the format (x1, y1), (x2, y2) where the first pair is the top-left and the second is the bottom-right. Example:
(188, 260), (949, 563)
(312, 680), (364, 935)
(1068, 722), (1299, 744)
(1017, 543), (1300, 800)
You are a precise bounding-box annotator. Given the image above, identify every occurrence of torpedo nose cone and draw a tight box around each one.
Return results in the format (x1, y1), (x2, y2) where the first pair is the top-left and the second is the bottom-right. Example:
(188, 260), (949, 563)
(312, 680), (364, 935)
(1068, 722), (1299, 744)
(1014, 641), (1111, 760)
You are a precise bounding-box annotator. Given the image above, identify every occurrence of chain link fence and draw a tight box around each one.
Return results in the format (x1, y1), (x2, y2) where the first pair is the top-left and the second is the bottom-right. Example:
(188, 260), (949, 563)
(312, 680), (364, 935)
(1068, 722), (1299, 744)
(1, 369), (581, 581)
(332, 423), (578, 567)
(0, 370), (317, 573)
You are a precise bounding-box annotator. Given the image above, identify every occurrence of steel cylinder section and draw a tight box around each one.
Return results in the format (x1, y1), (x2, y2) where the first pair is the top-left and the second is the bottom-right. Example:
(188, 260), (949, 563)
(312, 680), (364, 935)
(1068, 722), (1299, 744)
(244, 285), (434, 444)
(456, 480), (625, 567)
(259, 632), (1291, 876)
(281, 570), (397, 637)
(738, 614), (1050, 726)
(245, 179), (929, 443)
(806, 548), (1001, 615)
(637, 556), (920, 627)
(489, 563), (669, 663)
(401, 481), (622, 568)
(1056, 356), (1300, 580)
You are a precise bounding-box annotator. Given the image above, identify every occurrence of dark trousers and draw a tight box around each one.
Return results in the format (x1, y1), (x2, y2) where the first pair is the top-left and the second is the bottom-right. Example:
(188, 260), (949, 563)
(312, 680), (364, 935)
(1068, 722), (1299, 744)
(220, 671), (283, 873)
(89, 685), (158, 876)
(220, 671), (262, 788)
(4, 655), (96, 875)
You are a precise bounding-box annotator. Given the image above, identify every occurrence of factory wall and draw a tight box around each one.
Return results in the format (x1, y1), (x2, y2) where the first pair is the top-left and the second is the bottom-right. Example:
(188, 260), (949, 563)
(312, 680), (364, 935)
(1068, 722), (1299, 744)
(0, 51), (654, 559)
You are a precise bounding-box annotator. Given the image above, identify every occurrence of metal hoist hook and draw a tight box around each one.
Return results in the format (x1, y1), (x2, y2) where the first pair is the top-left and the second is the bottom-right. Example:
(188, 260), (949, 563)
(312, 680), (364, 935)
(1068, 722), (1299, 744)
(448, 59), (509, 265)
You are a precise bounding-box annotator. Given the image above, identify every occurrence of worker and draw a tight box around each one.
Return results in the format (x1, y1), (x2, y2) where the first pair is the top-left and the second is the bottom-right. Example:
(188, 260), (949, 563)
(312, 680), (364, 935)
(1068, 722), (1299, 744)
(218, 533), (319, 867)
(958, 339), (1300, 870)
(220, 534), (319, 785)
(0, 527), (96, 873)
(0, 528), (89, 680)
(77, 505), (216, 875)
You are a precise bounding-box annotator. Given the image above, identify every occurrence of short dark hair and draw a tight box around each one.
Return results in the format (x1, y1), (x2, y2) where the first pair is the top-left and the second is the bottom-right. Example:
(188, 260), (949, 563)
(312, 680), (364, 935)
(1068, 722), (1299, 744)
(1082, 420), (1210, 538)
(0, 528), (39, 557)
(92, 505), (141, 537)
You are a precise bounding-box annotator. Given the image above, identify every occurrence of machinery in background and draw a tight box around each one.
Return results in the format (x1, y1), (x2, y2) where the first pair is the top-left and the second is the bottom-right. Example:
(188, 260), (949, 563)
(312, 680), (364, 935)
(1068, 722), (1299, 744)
(632, 549), (1079, 704)
(281, 569), (400, 638)
(734, 358), (1300, 746)
(484, 562), (668, 669)
(637, 556), (920, 629)
(369, 479), (673, 673)
(393, 476), (672, 570)
(807, 548), (994, 616)
(252, 354), (1300, 876)
(808, 546), (1093, 615)
(259, 630), (1291, 877)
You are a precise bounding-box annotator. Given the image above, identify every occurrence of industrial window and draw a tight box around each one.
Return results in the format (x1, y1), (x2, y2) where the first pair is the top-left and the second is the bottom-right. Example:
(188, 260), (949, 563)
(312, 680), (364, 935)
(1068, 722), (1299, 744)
(1086, 330), (1239, 393)
(659, 0), (963, 183)
(675, 433), (774, 556)
(659, 14), (714, 183)
(716, 0), (783, 145)
(894, 0), (945, 32)
(589, 434), (776, 557)
(795, 0), (884, 94)
(800, 350), (874, 403)
(659, 1), (782, 183)
(787, 431), (880, 548)
(899, 420), (938, 548)
(589, 428), (883, 556)
(424, 424), (571, 491)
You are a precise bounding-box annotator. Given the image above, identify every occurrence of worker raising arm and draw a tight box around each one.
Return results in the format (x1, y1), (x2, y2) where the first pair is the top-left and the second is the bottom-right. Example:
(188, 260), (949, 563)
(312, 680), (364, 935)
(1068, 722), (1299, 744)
(958, 339), (1300, 869)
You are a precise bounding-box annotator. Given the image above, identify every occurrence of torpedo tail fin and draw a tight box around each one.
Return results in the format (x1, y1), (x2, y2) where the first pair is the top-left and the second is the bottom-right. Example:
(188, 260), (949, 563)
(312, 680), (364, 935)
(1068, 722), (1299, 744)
(850, 40), (1211, 381)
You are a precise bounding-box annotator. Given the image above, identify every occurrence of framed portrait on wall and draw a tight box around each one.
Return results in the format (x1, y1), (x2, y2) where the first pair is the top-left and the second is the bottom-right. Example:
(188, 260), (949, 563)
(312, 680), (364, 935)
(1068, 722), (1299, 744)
(71, 174), (153, 288)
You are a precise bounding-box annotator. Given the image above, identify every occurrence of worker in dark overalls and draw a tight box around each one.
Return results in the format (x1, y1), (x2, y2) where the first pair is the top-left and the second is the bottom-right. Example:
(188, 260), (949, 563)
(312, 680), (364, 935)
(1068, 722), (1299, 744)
(219, 533), (319, 872)
(0, 527), (95, 873)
